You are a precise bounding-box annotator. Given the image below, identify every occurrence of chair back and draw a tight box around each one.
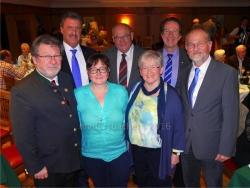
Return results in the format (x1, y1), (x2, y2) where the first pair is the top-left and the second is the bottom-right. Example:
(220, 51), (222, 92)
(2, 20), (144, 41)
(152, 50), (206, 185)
(3, 75), (16, 91)
(0, 90), (14, 146)
(0, 90), (12, 130)
(140, 36), (154, 50)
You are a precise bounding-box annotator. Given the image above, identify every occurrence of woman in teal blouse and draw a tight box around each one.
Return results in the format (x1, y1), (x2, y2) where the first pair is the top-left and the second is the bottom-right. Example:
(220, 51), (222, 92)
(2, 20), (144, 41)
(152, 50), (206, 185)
(74, 54), (130, 187)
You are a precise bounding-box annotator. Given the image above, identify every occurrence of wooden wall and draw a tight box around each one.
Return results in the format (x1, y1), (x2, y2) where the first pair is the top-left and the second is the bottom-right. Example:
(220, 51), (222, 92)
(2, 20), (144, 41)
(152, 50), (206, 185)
(1, 3), (249, 59)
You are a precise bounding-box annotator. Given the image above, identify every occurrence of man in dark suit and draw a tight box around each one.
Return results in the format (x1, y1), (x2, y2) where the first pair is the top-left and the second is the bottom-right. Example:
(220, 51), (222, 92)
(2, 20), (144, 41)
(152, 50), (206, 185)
(60, 11), (96, 88)
(157, 17), (191, 187)
(11, 35), (81, 187)
(226, 44), (250, 75)
(101, 23), (145, 91)
(179, 28), (239, 187)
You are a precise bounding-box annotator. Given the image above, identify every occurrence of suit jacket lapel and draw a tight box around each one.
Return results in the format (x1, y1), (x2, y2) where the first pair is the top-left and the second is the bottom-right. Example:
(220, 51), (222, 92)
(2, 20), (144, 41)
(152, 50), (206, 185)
(193, 59), (217, 109)
(129, 46), (140, 88)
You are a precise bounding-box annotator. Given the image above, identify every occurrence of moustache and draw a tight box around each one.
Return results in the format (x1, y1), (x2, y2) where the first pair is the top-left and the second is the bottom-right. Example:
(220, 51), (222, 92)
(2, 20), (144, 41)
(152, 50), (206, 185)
(69, 34), (78, 38)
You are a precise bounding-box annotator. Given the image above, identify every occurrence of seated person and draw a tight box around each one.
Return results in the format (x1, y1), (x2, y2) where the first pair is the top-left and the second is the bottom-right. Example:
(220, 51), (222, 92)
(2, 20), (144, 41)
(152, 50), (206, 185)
(15, 43), (34, 70)
(0, 50), (27, 90)
(234, 111), (250, 167)
(226, 45), (250, 75)
(214, 49), (226, 63)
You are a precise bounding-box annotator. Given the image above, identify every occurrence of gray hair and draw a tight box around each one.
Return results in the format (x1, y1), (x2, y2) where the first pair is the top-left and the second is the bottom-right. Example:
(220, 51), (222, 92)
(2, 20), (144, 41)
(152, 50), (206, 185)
(21, 43), (30, 50)
(185, 28), (211, 45)
(214, 49), (225, 61)
(138, 50), (163, 69)
(31, 35), (64, 57)
(236, 45), (246, 52)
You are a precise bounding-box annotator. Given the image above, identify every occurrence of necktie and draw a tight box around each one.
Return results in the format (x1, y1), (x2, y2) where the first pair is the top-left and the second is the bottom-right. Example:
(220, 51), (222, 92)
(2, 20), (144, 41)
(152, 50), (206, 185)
(119, 53), (127, 87)
(164, 54), (173, 84)
(70, 49), (82, 88)
(188, 68), (200, 108)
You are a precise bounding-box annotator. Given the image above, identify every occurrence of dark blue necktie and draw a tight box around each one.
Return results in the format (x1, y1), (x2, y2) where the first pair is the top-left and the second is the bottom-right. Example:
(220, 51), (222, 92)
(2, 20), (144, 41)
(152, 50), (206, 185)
(70, 49), (82, 88)
(164, 54), (173, 84)
(189, 68), (200, 108)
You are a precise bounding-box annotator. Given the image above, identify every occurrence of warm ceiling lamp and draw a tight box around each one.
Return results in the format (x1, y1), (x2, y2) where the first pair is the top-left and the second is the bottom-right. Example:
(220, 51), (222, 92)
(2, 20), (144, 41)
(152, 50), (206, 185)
(121, 18), (130, 25)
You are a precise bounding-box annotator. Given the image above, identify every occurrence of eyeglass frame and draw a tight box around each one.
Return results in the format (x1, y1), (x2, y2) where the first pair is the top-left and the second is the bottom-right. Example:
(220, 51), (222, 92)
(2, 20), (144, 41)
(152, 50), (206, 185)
(37, 54), (62, 61)
(113, 33), (131, 41)
(185, 41), (210, 49)
(163, 29), (180, 35)
(88, 67), (109, 74)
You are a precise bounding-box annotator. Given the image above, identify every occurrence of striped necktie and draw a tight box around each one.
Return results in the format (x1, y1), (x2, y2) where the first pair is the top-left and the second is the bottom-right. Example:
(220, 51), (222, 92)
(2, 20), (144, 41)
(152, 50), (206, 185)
(119, 53), (127, 87)
(188, 68), (200, 108)
(164, 54), (173, 84)
(70, 49), (82, 88)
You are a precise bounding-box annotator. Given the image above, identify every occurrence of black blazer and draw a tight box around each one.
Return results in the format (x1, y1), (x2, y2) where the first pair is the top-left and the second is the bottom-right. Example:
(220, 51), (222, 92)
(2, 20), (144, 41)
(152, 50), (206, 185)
(11, 71), (81, 175)
(101, 45), (145, 91)
(226, 54), (250, 75)
(61, 45), (96, 88)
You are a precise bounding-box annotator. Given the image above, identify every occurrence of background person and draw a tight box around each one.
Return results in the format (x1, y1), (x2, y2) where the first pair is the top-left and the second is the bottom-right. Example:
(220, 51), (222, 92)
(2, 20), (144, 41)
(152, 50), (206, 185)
(192, 18), (202, 29)
(214, 49), (226, 63)
(202, 16), (217, 43)
(15, 43), (34, 70)
(0, 49), (27, 90)
(11, 35), (82, 187)
(179, 28), (238, 187)
(226, 44), (250, 76)
(74, 54), (130, 187)
(126, 50), (185, 187)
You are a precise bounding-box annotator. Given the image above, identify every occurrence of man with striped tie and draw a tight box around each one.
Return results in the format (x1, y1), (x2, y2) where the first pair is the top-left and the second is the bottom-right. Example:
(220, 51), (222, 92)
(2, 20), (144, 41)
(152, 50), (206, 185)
(101, 23), (145, 91)
(158, 17), (191, 94)
(157, 17), (191, 187)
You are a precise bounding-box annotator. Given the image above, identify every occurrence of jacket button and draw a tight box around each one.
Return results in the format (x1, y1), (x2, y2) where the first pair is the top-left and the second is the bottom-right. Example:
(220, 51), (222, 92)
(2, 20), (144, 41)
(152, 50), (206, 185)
(189, 129), (191, 132)
(74, 128), (77, 131)
(74, 143), (78, 146)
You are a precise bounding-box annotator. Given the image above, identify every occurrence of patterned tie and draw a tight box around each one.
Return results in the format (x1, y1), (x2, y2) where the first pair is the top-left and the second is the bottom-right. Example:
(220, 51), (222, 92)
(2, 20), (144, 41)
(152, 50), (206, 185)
(119, 53), (127, 87)
(188, 68), (200, 108)
(70, 49), (82, 88)
(164, 54), (173, 84)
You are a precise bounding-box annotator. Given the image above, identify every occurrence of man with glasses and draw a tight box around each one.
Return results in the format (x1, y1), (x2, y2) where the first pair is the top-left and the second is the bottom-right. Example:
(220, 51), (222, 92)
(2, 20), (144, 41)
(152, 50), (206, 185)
(11, 35), (82, 187)
(101, 23), (145, 91)
(226, 44), (250, 75)
(158, 17), (191, 187)
(179, 28), (238, 187)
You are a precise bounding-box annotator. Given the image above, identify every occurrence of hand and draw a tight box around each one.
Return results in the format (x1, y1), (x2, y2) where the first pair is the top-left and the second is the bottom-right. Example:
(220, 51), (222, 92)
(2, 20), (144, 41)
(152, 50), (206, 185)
(215, 154), (230, 162)
(34, 167), (48, 179)
(171, 153), (180, 168)
(22, 61), (28, 69)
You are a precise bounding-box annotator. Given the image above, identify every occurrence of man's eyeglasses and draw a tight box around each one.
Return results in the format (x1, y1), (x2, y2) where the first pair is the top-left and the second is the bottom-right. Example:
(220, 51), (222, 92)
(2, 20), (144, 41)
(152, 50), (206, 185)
(141, 66), (160, 71)
(163, 29), (179, 35)
(89, 67), (108, 74)
(185, 41), (209, 49)
(113, 33), (131, 41)
(37, 55), (62, 61)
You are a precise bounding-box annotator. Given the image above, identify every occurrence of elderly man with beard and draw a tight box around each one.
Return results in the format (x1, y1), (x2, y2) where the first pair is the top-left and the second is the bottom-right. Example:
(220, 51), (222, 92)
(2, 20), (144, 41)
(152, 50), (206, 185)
(11, 35), (82, 187)
(179, 28), (239, 187)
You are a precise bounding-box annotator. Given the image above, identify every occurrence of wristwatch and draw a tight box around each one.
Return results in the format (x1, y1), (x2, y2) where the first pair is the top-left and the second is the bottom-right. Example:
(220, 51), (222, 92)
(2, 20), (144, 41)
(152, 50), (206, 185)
(172, 152), (180, 156)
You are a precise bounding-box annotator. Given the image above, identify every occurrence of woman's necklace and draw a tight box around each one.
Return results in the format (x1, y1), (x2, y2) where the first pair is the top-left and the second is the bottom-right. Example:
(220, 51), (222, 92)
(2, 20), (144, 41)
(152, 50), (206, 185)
(98, 107), (103, 122)
(90, 84), (108, 122)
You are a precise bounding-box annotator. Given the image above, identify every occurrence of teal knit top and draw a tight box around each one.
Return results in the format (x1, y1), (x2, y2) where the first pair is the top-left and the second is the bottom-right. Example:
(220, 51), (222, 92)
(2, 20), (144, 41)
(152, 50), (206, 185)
(74, 82), (128, 162)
